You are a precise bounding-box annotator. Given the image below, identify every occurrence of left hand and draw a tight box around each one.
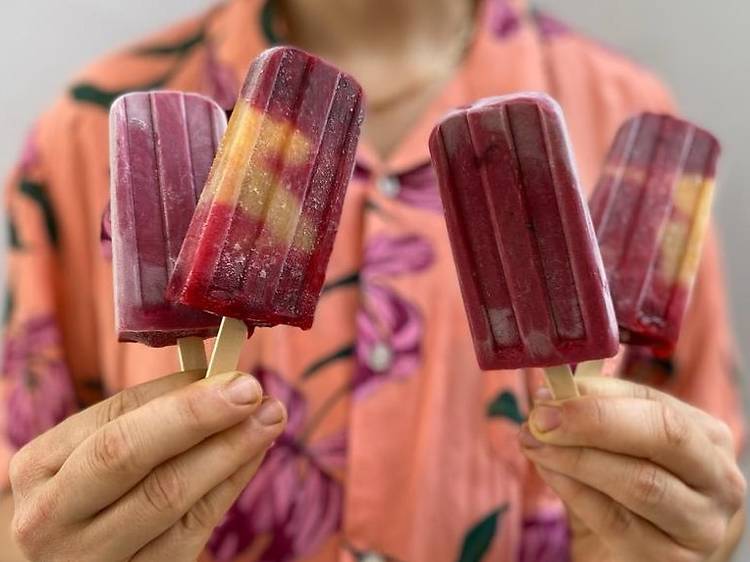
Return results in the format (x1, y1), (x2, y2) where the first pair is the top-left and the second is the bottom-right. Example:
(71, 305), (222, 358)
(519, 376), (746, 562)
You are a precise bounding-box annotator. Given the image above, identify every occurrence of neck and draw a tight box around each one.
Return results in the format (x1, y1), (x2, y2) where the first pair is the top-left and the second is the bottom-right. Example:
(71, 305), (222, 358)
(278, 0), (476, 60)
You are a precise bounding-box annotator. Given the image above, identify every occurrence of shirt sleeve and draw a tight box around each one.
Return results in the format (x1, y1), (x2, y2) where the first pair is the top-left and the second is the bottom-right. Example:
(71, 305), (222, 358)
(0, 124), (81, 490)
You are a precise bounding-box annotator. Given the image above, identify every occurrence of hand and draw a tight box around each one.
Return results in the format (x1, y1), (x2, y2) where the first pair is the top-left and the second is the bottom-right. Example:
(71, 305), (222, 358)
(9, 369), (287, 562)
(519, 377), (746, 562)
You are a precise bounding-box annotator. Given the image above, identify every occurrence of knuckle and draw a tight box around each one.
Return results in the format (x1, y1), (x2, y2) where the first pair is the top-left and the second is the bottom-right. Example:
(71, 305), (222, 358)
(630, 464), (668, 507)
(722, 466), (747, 511)
(177, 389), (209, 430)
(577, 397), (608, 430)
(11, 501), (51, 557)
(709, 419), (734, 448)
(100, 388), (143, 425)
(601, 501), (633, 535)
(657, 403), (689, 449)
(180, 495), (220, 533)
(90, 423), (138, 475)
(697, 517), (728, 554)
(142, 463), (186, 515)
(8, 447), (31, 489)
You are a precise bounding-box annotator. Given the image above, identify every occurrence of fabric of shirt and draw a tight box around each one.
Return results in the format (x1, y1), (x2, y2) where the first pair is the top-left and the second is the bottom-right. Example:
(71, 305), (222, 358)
(1, 1), (745, 561)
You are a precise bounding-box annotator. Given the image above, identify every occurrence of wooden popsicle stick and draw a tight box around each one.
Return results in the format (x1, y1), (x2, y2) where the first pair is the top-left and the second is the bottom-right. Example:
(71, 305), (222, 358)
(576, 359), (605, 378)
(177, 337), (208, 372)
(543, 365), (579, 400)
(206, 317), (249, 378)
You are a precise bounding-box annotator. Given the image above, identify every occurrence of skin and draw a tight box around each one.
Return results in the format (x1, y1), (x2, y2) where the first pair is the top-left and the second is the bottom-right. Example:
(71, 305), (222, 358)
(279, 0), (477, 157)
(519, 377), (746, 562)
(2, 1), (746, 560)
(3, 370), (287, 561)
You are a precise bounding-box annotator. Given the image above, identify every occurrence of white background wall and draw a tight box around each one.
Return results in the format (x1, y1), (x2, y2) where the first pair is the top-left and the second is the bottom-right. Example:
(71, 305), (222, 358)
(0, 1), (747, 558)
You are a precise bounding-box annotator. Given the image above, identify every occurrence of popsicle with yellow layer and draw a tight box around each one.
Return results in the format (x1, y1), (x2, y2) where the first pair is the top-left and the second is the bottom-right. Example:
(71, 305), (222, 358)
(589, 113), (719, 351)
(167, 47), (364, 376)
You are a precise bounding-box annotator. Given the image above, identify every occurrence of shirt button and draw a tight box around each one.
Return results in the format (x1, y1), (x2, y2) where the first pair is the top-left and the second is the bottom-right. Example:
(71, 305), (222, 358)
(360, 553), (386, 562)
(377, 175), (400, 198)
(367, 341), (393, 372)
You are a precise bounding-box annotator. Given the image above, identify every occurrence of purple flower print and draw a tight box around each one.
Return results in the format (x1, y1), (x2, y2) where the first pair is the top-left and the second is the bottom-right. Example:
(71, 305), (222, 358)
(354, 162), (443, 213)
(18, 126), (41, 175)
(203, 40), (239, 111)
(208, 368), (345, 562)
(355, 284), (422, 398)
(533, 11), (572, 40)
(354, 234), (434, 397)
(362, 234), (435, 280)
(391, 163), (444, 213)
(100, 203), (112, 259)
(487, 0), (522, 39)
(519, 510), (571, 562)
(3, 316), (77, 449)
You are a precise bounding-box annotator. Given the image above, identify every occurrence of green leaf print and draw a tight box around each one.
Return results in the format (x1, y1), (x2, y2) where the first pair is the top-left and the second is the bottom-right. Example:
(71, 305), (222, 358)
(70, 23), (207, 109)
(19, 180), (58, 247)
(8, 213), (22, 250)
(457, 505), (508, 562)
(132, 28), (206, 56)
(4, 289), (14, 327)
(486, 391), (525, 424)
(69, 71), (174, 110)
(300, 344), (356, 380)
(322, 271), (360, 294)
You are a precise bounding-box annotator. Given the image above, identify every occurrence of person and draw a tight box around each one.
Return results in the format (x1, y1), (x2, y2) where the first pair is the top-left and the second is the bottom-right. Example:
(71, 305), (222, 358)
(0, 0), (746, 560)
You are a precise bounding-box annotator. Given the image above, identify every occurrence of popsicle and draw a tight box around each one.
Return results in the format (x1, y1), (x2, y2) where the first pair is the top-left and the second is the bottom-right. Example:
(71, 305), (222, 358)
(429, 93), (619, 398)
(167, 47), (365, 377)
(589, 113), (719, 351)
(110, 90), (226, 370)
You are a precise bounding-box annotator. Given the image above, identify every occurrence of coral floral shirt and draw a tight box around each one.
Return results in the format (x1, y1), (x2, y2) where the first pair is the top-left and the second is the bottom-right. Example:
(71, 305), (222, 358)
(1, 1), (744, 561)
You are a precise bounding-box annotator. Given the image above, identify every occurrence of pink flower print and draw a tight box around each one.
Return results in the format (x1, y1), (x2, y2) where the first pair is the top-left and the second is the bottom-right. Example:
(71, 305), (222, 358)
(355, 162), (443, 213)
(208, 368), (345, 562)
(519, 511), (571, 562)
(354, 234), (434, 397)
(533, 10), (572, 40)
(203, 40), (239, 111)
(390, 163), (444, 213)
(487, 0), (522, 39)
(3, 316), (77, 449)
(18, 126), (41, 175)
(363, 234), (435, 281)
(100, 203), (112, 259)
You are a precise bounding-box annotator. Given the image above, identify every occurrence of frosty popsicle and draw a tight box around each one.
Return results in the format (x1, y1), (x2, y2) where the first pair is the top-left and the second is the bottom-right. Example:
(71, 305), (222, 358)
(589, 113), (719, 351)
(429, 93), (619, 398)
(110, 91), (226, 370)
(167, 47), (365, 376)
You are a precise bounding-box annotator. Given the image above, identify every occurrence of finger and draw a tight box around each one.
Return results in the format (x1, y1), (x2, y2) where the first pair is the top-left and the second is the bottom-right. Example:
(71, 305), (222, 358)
(50, 371), (263, 519)
(14, 369), (206, 488)
(534, 466), (697, 562)
(521, 428), (720, 550)
(131, 456), (263, 561)
(574, 377), (734, 449)
(528, 396), (719, 488)
(88, 398), (286, 560)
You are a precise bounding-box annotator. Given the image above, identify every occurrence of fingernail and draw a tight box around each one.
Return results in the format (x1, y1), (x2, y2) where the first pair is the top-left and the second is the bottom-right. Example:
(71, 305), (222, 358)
(256, 398), (286, 426)
(534, 387), (554, 403)
(223, 374), (262, 405)
(518, 425), (545, 449)
(531, 405), (562, 433)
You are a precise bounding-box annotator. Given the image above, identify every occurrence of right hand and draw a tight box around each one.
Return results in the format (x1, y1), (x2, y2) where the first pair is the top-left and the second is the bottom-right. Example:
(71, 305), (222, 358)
(8, 369), (287, 561)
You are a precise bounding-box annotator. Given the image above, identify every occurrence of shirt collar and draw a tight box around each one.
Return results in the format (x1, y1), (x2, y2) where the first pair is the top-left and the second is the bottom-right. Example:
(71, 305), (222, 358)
(208, 0), (546, 174)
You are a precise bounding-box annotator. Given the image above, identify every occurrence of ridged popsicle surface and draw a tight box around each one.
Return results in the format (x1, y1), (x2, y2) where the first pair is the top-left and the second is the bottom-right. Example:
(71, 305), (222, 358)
(589, 113), (719, 349)
(429, 93), (618, 369)
(168, 47), (364, 329)
(110, 91), (225, 347)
